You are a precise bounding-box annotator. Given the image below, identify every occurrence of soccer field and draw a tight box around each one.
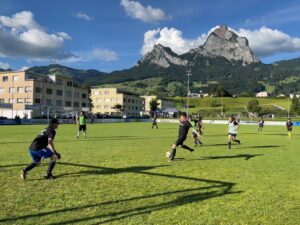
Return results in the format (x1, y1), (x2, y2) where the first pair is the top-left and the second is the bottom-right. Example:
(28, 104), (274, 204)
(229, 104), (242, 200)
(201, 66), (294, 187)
(0, 122), (299, 225)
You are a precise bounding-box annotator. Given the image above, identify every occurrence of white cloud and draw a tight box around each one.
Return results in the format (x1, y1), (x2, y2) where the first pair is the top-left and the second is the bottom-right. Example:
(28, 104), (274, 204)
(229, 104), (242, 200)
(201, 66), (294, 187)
(141, 26), (300, 58)
(120, 0), (171, 23)
(75, 12), (94, 21)
(141, 27), (208, 55)
(0, 62), (10, 70)
(18, 66), (29, 71)
(235, 27), (300, 57)
(0, 11), (72, 60)
(91, 48), (118, 61)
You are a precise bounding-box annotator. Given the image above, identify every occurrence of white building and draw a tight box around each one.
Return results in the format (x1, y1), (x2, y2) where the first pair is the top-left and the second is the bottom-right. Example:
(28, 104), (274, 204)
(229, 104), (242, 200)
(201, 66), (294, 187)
(256, 91), (268, 98)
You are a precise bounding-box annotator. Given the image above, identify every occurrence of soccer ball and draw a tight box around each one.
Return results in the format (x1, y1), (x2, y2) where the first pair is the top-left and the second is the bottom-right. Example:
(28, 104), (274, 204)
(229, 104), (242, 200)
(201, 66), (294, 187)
(165, 151), (171, 158)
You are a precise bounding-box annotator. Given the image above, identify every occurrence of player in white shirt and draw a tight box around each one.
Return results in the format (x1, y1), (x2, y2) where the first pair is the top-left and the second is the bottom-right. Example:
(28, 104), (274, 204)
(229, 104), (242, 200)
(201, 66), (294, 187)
(228, 116), (241, 149)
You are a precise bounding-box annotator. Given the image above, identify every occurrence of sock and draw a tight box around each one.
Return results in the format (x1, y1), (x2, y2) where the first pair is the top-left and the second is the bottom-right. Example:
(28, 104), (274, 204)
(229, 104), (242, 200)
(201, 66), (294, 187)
(84, 132), (86, 138)
(288, 132), (292, 139)
(182, 145), (194, 151)
(170, 149), (176, 159)
(77, 131), (80, 137)
(228, 142), (231, 149)
(24, 162), (37, 172)
(47, 161), (56, 175)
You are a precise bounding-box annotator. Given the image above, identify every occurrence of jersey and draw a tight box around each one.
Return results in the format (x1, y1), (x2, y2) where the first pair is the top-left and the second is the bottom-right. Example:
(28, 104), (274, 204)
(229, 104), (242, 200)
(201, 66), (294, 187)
(178, 120), (192, 138)
(30, 126), (56, 151)
(79, 115), (87, 125)
(228, 121), (239, 134)
(286, 121), (293, 131)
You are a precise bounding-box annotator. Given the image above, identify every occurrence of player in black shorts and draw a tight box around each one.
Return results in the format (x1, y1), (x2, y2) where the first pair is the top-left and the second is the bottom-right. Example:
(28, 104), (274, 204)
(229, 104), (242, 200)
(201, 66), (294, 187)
(21, 118), (61, 180)
(286, 118), (293, 139)
(167, 112), (196, 162)
(76, 111), (87, 139)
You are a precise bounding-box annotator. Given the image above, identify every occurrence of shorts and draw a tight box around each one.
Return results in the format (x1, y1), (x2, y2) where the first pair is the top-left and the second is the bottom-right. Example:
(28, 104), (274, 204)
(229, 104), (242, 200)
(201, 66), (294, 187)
(29, 148), (53, 163)
(228, 133), (237, 137)
(259, 124), (264, 127)
(79, 125), (86, 131)
(175, 136), (186, 146)
(192, 132), (198, 138)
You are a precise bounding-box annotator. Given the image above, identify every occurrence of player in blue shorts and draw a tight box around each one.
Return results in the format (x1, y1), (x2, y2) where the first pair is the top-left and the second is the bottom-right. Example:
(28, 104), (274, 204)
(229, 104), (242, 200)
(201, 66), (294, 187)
(21, 118), (61, 180)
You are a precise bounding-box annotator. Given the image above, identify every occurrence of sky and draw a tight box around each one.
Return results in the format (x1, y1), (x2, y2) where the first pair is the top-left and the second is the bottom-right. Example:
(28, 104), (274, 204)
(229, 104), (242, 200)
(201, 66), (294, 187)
(1, 0), (300, 72)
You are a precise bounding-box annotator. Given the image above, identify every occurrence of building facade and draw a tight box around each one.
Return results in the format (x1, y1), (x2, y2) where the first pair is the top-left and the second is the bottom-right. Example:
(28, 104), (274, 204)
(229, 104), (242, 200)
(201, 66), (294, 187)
(142, 95), (175, 112)
(0, 71), (89, 118)
(91, 87), (144, 117)
(256, 91), (268, 98)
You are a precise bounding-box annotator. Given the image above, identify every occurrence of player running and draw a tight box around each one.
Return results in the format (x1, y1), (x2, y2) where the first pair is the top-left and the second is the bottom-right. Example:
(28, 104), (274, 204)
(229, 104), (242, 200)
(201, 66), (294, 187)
(227, 116), (241, 149)
(258, 117), (264, 132)
(76, 111), (87, 139)
(167, 112), (198, 162)
(21, 118), (61, 180)
(191, 118), (202, 146)
(286, 118), (293, 139)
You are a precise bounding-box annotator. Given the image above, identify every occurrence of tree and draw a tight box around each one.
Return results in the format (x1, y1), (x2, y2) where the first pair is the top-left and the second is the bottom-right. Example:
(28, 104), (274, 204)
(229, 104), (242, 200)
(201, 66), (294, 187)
(149, 98), (160, 116)
(112, 104), (124, 116)
(247, 99), (261, 114)
(82, 82), (93, 111)
(290, 96), (300, 115)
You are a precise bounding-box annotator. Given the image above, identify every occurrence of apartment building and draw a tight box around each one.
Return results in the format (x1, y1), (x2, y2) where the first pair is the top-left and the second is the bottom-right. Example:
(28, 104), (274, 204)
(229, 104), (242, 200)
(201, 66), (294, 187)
(91, 87), (144, 116)
(142, 95), (175, 112)
(0, 71), (89, 118)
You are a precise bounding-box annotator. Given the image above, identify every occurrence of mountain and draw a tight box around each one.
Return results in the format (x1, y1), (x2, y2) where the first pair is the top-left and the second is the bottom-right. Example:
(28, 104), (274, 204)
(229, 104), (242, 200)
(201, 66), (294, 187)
(25, 26), (300, 96)
(26, 64), (107, 84)
(189, 25), (259, 65)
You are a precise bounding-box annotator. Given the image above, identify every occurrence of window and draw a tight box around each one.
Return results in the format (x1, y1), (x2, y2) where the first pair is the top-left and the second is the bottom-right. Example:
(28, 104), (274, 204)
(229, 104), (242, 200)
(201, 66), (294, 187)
(25, 98), (31, 104)
(56, 90), (63, 96)
(82, 103), (87, 107)
(17, 98), (24, 103)
(35, 98), (41, 104)
(9, 87), (15, 93)
(104, 105), (110, 109)
(97, 98), (102, 103)
(0, 87), (4, 94)
(128, 99), (131, 103)
(74, 102), (79, 107)
(94, 91), (100, 95)
(2, 76), (8, 82)
(46, 99), (52, 106)
(135, 106), (138, 110)
(104, 91), (109, 95)
(46, 89), (52, 94)
(82, 93), (87, 99)
(9, 98), (15, 103)
(65, 101), (72, 107)
(17, 87), (24, 93)
(0, 98), (4, 103)
(56, 100), (62, 106)
(105, 98), (110, 102)
(25, 86), (32, 92)
(96, 105), (101, 109)
(56, 79), (62, 85)
(67, 81), (72, 86)
(13, 76), (19, 82)
(74, 92), (80, 98)
(132, 99), (135, 103)
(66, 91), (72, 97)
(35, 87), (42, 93)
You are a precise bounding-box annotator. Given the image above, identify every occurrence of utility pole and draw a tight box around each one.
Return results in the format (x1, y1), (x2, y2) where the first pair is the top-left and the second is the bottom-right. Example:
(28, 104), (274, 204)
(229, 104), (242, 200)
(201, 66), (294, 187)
(186, 69), (192, 116)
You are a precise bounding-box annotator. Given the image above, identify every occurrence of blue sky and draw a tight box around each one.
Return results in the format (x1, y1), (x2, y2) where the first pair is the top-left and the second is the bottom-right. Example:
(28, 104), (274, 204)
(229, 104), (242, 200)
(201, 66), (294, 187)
(1, 0), (300, 72)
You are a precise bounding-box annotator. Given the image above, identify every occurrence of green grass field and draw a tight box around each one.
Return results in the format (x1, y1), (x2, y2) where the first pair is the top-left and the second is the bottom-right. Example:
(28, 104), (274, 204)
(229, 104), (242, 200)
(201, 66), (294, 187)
(0, 122), (299, 225)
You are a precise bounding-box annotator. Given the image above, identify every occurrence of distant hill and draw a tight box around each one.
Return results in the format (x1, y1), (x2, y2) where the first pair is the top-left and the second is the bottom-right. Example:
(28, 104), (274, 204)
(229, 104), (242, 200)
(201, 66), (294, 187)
(26, 26), (300, 96)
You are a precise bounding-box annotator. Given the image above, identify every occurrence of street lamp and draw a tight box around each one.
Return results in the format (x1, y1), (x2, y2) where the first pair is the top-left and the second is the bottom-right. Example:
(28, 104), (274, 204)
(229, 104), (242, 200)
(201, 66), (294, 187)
(186, 69), (192, 116)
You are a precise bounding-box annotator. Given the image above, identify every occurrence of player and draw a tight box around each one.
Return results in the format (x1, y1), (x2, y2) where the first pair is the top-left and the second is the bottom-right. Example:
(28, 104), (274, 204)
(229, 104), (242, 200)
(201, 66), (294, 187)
(258, 117), (264, 132)
(152, 115), (158, 129)
(76, 111), (87, 139)
(227, 116), (241, 149)
(167, 112), (197, 162)
(286, 118), (293, 139)
(21, 118), (61, 180)
(191, 118), (202, 146)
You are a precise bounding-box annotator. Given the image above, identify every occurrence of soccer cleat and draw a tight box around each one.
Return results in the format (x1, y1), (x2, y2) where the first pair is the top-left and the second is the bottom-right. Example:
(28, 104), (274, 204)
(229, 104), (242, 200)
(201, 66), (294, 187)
(189, 149), (194, 152)
(237, 140), (241, 144)
(44, 173), (56, 179)
(168, 158), (174, 162)
(21, 169), (27, 180)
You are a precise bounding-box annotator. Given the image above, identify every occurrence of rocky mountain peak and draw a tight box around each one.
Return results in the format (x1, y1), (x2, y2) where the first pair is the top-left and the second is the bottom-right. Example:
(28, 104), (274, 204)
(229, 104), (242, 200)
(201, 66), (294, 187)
(139, 44), (187, 68)
(194, 25), (260, 64)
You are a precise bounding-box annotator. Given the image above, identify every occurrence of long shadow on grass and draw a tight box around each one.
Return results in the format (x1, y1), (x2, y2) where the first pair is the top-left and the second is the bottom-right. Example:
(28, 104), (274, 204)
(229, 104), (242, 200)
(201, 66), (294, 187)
(237, 145), (282, 149)
(0, 162), (241, 224)
(200, 154), (263, 161)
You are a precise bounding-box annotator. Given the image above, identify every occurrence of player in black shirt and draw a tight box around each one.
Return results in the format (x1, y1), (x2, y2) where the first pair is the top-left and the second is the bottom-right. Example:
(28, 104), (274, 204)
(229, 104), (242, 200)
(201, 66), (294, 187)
(167, 112), (196, 162)
(286, 118), (293, 139)
(21, 118), (61, 180)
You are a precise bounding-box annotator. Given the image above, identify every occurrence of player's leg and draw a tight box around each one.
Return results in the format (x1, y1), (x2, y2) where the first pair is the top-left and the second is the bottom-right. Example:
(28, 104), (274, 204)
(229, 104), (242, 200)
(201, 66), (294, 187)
(21, 150), (42, 180)
(232, 135), (241, 144)
(169, 144), (177, 161)
(83, 125), (87, 138)
(288, 130), (292, 139)
(227, 134), (232, 149)
(41, 148), (57, 179)
(181, 144), (194, 152)
(76, 126), (81, 138)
